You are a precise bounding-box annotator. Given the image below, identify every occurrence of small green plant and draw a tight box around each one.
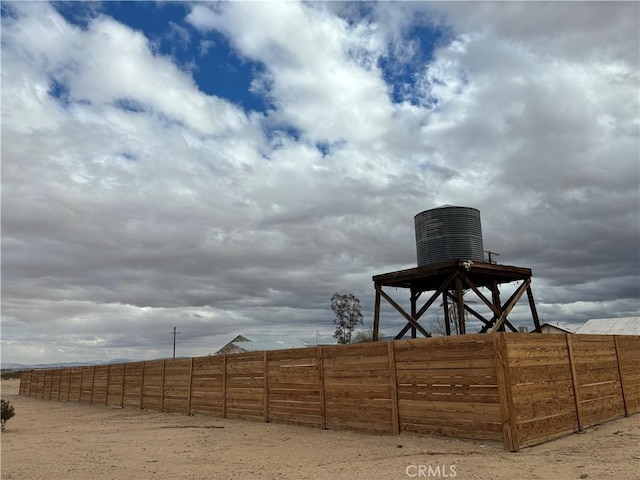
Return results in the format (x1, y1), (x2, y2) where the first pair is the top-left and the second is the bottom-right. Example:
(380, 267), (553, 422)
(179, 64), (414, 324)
(1, 399), (15, 431)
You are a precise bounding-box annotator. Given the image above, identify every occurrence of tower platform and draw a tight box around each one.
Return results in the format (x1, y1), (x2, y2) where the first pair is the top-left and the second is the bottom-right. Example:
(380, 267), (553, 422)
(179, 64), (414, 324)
(372, 260), (541, 340)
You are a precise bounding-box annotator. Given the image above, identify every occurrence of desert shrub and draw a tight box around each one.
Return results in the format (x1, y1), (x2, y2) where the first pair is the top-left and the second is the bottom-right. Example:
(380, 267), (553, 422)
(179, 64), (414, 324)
(1, 370), (26, 380)
(1, 399), (15, 431)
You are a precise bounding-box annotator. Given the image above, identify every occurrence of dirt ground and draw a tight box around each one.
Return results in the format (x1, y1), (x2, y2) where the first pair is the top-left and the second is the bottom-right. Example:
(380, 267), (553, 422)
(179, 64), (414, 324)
(1, 379), (639, 480)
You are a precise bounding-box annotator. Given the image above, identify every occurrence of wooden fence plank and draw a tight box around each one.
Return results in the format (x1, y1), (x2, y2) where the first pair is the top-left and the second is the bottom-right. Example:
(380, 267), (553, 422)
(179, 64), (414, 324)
(17, 333), (640, 452)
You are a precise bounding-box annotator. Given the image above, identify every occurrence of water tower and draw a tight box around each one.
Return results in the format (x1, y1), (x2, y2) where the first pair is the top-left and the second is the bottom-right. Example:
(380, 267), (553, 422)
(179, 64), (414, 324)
(372, 206), (541, 340)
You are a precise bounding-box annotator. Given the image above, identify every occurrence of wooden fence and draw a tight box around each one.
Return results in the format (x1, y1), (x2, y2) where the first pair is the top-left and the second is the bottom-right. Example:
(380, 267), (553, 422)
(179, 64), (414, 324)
(19, 333), (639, 451)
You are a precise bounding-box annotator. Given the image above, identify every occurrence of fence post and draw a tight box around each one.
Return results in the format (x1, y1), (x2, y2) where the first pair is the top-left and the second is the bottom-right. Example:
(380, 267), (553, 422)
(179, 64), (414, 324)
(140, 362), (146, 410)
(387, 341), (400, 434)
(613, 336), (630, 417)
(565, 334), (583, 431)
(78, 369), (84, 402)
(66, 369), (72, 402)
(222, 355), (227, 418)
(47, 370), (54, 400)
(160, 360), (166, 412)
(83, 368), (88, 401)
(121, 363), (126, 408)
(318, 347), (326, 430)
(90, 366), (96, 404)
(493, 332), (519, 452)
(264, 351), (269, 422)
(105, 364), (111, 406)
(187, 357), (194, 415)
(57, 368), (62, 401)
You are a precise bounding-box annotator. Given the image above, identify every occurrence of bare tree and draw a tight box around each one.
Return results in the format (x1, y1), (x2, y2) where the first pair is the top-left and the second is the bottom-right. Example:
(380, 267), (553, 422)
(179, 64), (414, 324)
(353, 328), (376, 343)
(428, 313), (460, 336)
(331, 293), (364, 344)
(432, 289), (476, 335)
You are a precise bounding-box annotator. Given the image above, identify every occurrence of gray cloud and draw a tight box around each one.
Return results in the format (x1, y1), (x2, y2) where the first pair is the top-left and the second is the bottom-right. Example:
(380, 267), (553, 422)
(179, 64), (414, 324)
(2, 2), (638, 364)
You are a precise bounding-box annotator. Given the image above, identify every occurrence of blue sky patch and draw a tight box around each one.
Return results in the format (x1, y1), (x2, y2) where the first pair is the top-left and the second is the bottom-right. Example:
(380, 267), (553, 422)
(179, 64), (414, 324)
(48, 78), (70, 107)
(378, 24), (450, 105)
(52, 1), (267, 114)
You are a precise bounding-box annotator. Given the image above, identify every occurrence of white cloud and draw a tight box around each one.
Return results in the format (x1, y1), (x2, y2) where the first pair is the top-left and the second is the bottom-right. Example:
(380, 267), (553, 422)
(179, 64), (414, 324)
(187, 2), (398, 146)
(3, 3), (249, 137)
(2, 1), (638, 364)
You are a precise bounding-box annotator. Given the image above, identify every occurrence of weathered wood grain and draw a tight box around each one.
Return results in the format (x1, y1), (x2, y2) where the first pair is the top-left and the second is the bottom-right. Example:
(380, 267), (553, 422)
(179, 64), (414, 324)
(18, 332), (640, 452)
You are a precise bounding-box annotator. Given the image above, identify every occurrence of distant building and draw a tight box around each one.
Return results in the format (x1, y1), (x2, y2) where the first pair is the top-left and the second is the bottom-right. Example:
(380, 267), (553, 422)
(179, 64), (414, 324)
(214, 334), (337, 355)
(539, 322), (582, 334)
(576, 317), (640, 336)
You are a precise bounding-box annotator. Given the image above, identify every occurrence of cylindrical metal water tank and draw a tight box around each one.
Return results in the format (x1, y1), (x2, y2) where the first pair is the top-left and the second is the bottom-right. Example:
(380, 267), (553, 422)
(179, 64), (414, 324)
(415, 206), (484, 266)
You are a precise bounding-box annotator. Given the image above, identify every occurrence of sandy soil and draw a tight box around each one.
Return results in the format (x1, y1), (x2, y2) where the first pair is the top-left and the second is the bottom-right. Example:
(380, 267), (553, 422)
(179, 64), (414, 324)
(1, 379), (639, 480)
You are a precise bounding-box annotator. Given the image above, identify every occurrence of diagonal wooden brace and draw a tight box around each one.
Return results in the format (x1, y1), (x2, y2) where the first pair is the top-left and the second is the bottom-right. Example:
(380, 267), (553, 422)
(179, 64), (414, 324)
(491, 279), (531, 333)
(415, 270), (458, 320)
(377, 286), (431, 338)
(457, 270), (501, 317)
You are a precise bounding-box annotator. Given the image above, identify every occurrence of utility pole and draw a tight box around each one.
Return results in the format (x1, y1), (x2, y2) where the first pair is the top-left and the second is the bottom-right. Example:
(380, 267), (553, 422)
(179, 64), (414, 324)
(170, 326), (180, 359)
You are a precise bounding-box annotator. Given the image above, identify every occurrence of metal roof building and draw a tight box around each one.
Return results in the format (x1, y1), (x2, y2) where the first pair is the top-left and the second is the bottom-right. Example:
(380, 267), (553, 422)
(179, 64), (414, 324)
(539, 322), (582, 334)
(577, 317), (640, 335)
(214, 334), (337, 355)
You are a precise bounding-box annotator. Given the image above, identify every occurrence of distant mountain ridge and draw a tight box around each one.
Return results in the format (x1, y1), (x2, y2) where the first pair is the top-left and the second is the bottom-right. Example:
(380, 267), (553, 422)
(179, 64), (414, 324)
(1, 359), (138, 370)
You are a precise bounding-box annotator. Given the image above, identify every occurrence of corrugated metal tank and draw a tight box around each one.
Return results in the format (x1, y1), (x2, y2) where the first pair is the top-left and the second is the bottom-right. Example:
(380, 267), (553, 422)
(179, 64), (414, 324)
(415, 206), (484, 266)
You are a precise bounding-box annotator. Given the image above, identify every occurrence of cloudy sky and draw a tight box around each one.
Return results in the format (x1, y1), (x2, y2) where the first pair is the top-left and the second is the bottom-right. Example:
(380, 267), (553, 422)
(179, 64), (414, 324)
(2, 1), (638, 365)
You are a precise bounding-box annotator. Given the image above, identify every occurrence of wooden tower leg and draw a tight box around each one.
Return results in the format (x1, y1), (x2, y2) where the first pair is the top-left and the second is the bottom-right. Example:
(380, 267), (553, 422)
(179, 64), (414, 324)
(373, 288), (381, 341)
(442, 291), (451, 336)
(527, 286), (541, 333)
(491, 281), (502, 331)
(456, 276), (465, 334)
(410, 289), (417, 339)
